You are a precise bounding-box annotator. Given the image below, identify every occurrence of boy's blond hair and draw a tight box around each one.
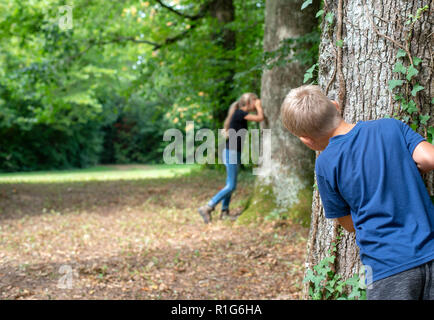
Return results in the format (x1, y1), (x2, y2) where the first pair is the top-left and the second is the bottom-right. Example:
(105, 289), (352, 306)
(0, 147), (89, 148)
(281, 85), (342, 138)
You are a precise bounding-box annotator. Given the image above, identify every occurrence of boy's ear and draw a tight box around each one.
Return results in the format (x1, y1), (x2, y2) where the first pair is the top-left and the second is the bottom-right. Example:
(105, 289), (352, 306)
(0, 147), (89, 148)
(299, 136), (315, 149)
(331, 100), (340, 112)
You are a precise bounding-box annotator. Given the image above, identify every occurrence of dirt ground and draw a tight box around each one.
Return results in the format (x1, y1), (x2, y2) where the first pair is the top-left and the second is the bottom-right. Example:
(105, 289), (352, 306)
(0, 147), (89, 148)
(0, 168), (308, 300)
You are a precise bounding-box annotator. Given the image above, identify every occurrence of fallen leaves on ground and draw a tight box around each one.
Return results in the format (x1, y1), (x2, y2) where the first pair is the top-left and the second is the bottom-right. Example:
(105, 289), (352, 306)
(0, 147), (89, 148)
(0, 168), (308, 300)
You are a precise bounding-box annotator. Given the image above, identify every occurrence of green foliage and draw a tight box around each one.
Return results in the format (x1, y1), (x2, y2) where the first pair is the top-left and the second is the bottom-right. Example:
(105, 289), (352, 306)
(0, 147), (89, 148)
(388, 79), (404, 91)
(0, 0), (266, 171)
(393, 61), (406, 74)
(304, 244), (366, 300)
(301, 0), (313, 10)
(325, 12), (334, 25)
(396, 49), (407, 59)
(405, 5), (429, 25)
(411, 84), (424, 96)
(387, 7), (432, 144)
(263, 25), (320, 88)
(406, 65), (419, 81)
(335, 39), (344, 47)
(0, 122), (103, 172)
(263, 30), (320, 71)
(303, 63), (318, 84)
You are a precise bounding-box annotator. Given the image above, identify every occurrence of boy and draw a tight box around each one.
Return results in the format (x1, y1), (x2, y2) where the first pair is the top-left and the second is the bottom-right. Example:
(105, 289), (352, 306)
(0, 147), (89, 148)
(281, 85), (434, 300)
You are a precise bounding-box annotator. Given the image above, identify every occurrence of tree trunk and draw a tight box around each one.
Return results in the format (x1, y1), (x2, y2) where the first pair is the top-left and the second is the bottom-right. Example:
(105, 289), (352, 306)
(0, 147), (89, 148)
(210, 0), (236, 127)
(238, 0), (319, 226)
(304, 0), (433, 299)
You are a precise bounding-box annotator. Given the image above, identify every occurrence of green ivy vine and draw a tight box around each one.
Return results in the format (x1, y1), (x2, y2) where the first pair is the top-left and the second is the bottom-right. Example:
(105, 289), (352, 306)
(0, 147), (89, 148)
(387, 5), (433, 143)
(303, 228), (367, 300)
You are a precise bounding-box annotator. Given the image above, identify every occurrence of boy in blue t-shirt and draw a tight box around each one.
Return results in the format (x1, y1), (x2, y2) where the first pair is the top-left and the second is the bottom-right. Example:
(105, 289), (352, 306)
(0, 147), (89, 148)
(281, 85), (434, 300)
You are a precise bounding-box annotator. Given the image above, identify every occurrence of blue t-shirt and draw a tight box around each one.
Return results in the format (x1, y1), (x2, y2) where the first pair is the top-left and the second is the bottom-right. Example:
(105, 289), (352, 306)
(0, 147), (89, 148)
(315, 118), (434, 282)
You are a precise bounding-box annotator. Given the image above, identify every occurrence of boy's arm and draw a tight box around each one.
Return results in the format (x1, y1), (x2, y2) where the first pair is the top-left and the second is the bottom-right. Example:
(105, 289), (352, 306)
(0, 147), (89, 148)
(337, 215), (355, 233)
(316, 173), (354, 232)
(412, 141), (434, 174)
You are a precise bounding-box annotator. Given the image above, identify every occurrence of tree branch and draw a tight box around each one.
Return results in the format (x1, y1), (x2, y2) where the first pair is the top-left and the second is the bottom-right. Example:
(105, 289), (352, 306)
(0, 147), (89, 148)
(63, 1), (211, 65)
(100, 23), (198, 50)
(154, 0), (211, 21)
(65, 23), (198, 65)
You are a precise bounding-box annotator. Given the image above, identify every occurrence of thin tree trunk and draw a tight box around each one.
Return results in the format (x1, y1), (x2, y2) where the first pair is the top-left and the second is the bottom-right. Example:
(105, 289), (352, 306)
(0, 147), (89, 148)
(304, 0), (433, 299)
(239, 0), (319, 225)
(210, 0), (236, 127)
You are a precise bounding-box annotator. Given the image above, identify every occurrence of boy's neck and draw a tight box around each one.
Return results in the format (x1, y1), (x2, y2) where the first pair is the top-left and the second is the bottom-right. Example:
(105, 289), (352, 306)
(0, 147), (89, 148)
(329, 120), (356, 138)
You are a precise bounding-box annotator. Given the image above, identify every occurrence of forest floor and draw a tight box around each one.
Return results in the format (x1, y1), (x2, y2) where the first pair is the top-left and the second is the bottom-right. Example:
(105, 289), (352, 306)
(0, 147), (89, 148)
(0, 165), (308, 300)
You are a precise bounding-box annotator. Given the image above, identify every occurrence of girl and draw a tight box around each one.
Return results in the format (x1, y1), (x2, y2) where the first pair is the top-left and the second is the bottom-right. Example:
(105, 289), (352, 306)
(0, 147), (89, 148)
(198, 93), (264, 224)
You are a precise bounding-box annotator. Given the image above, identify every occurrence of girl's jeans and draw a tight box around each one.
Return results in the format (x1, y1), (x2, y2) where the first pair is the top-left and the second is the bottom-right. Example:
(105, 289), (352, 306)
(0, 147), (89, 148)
(208, 148), (241, 211)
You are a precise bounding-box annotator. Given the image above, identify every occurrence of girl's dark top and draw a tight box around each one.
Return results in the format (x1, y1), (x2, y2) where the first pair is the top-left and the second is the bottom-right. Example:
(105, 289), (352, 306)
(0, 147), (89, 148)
(225, 109), (248, 153)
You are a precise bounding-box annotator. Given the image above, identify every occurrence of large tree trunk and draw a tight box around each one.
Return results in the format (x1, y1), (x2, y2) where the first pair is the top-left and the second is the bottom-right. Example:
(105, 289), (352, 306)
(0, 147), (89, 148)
(304, 0), (433, 299)
(238, 0), (319, 225)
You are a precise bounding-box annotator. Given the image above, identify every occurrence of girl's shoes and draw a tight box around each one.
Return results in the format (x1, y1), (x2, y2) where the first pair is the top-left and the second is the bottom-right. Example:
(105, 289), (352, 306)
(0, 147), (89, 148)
(198, 205), (214, 224)
(220, 209), (230, 220)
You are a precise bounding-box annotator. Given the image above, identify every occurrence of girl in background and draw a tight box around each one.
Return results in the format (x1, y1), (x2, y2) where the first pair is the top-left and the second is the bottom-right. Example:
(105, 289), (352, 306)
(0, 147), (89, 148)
(198, 93), (264, 223)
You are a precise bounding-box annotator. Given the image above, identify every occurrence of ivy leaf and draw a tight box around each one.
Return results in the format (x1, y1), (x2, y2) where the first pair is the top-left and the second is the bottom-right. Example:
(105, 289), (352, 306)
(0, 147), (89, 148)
(303, 72), (313, 84)
(336, 39), (344, 47)
(393, 62), (406, 74)
(394, 94), (403, 101)
(306, 63), (317, 73)
(411, 84), (424, 96)
(303, 63), (317, 83)
(428, 127), (434, 144)
(396, 49), (407, 59)
(406, 100), (418, 114)
(303, 269), (315, 283)
(402, 115), (410, 122)
(406, 65), (419, 81)
(388, 79), (404, 91)
(315, 9), (324, 18)
(301, 0), (313, 10)
(413, 57), (422, 66)
(325, 12), (334, 24)
(419, 114), (430, 125)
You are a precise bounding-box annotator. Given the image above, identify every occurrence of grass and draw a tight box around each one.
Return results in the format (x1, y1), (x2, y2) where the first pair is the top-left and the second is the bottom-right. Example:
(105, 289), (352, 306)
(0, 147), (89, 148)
(0, 164), (198, 183)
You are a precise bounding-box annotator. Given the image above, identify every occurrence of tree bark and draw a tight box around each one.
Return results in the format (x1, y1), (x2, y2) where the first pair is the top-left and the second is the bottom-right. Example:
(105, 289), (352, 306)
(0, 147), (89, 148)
(210, 0), (236, 127)
(238, 0), (319, 225)
(304, 0), (433, 299)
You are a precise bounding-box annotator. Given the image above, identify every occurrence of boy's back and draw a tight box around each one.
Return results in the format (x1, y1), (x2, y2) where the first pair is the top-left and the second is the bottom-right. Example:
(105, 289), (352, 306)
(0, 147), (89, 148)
(315, 118), (434, 283)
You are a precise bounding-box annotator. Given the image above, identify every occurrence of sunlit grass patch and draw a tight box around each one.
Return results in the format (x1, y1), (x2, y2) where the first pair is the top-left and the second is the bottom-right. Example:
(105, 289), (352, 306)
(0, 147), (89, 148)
(0, 164), (199, 183)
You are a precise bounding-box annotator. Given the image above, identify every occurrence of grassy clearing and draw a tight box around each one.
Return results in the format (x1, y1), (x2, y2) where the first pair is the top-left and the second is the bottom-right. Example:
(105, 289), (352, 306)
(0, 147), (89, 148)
(0, 164), (198, 183)
(0, 165), (307, 300)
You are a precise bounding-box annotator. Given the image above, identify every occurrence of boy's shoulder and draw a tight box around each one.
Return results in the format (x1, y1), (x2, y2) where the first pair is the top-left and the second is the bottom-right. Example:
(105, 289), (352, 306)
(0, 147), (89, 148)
(315, 118), (403, 176)
(364, 117), (402, 127)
